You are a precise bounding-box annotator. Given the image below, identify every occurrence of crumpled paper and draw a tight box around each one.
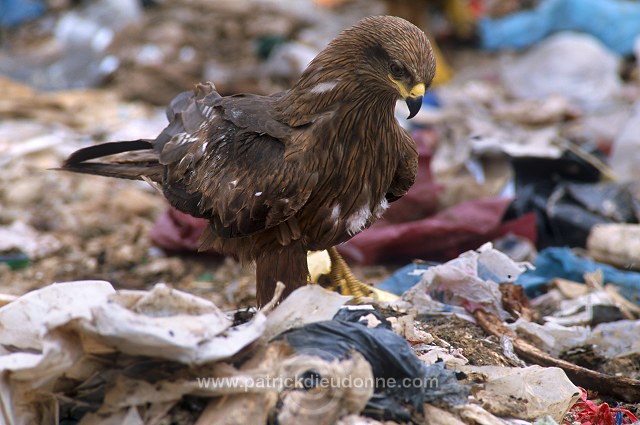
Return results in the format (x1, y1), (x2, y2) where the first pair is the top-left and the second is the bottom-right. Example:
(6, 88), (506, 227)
(0, 281), (349, 425)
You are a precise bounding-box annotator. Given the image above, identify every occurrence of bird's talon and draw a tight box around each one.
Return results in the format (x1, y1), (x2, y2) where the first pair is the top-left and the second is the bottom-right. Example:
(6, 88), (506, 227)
(325, 247), (378, 303)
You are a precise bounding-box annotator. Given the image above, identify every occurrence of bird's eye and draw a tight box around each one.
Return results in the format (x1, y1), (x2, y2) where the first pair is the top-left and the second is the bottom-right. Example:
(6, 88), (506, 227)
(389, 61), (405, 78)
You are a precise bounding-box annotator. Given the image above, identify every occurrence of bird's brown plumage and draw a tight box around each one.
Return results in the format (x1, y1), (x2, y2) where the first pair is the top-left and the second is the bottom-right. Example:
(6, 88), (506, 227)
(62, 16), (436, 306)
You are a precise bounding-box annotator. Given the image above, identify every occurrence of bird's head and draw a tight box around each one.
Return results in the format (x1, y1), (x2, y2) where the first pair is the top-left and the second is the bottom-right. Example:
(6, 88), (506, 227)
(307, 16), (436, 119)
(280, 16), (436, 124)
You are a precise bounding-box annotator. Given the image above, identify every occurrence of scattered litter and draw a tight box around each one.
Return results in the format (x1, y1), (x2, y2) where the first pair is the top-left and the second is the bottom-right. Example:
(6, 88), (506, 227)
(454, 403), (513, 425)
(0, 221), (62, 260)
(376, 262), (432, 295)
(3, 1), (640, 423)
(0, 282), (392, 424)
(533, 417), (561, 425)
(1, 0), (142, 90)
(403, 243), (532, 320)
(0, 0), (45, 28)
(588, 223), (640, 271)
(563, 387), (639, 425)
(588, 319), (640, 360)
(501, 32), (622, 110)
(278, 320), (469, 422)
(476, 308), (640, 402)
(263, 284), (350, 340)
(418, 346), (469, 367)
(506, 150), (632, 249)
(479, 0), (640, 55)
(609, 101), (640, 181)
(517, 247), (640, 301)
(459, 364), (580, 422)
(544, 182), (639, 248)
(509, 319), (590, 357)
(492, 96), (579, 126)
(422, 404), (467, 425)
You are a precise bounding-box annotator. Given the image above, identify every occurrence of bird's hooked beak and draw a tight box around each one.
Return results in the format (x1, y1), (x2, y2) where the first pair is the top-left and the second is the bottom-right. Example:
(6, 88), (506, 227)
(405, 83), (425, 120)
(389, 76), (425, 120)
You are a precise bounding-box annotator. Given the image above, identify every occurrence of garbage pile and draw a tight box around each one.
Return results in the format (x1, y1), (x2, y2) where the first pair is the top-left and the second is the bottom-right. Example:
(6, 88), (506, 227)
(2, 0), (640, 424)
(0, 0), (382, 104)
(3, 243), (639, 424)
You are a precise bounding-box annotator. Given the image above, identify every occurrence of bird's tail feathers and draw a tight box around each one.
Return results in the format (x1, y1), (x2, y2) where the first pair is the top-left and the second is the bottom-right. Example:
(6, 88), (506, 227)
(60, 139), (162, 182)
(64, 139), (152, 165)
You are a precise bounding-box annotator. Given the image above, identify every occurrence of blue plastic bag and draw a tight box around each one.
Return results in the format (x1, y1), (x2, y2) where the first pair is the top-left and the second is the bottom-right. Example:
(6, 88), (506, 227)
(377, 263), (432, 295)
(0, 0), (45, 28)
(479, 0), (640, 55)
(517, 247), (640, 303)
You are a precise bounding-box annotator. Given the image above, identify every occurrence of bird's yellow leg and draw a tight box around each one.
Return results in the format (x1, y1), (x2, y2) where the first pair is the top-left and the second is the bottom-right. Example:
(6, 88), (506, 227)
(306, 248), (398, 302)
(326, 246), (377, 301)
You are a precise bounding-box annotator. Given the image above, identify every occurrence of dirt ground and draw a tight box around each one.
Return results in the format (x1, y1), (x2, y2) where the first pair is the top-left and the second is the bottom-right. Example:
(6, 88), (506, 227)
(418, 316), (518, 367)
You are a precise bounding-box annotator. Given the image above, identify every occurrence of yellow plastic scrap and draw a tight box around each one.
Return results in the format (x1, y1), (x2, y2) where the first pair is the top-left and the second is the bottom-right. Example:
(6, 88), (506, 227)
(430, 36), (453, 86)
(444, 0), (477, 39)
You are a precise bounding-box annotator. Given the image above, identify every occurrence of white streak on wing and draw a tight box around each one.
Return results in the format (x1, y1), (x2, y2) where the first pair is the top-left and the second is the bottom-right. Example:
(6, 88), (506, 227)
(228, 179), (238, 189)
(330, 204), (341, 220)
(373, 198), (389, 219)
(198, 110), (215, 130)
(178, 154), (190, 167)
(255, 191), (263, 196)
(310, 81), (338, 94)
(346, 204), (372, 235)
(202, 105), (214, 118)
(174, 133), (199, 146)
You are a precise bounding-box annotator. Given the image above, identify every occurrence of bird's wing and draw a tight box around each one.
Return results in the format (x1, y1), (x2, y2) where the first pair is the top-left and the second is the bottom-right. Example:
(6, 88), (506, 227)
(157, 91), (318, 240)
(153, 82), (223, 155)
(386, 129), (418, 203)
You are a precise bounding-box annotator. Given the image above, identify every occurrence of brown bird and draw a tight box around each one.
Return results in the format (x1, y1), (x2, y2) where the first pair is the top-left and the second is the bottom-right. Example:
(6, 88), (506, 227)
(61, 16), (436, 307)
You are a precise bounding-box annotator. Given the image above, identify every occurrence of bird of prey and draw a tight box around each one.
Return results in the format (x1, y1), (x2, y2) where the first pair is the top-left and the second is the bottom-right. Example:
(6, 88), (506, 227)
(61, 15), (436, 307)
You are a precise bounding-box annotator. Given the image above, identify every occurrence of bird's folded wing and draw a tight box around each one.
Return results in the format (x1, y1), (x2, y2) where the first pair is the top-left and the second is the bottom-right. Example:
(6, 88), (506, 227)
(158, 93), (318, 239)
(386, 129), (418, 203)
(154, 82), (222, 157)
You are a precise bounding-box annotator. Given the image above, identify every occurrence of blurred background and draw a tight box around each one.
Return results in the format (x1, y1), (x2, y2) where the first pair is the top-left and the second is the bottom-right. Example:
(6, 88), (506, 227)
(2, 0), (640, 307)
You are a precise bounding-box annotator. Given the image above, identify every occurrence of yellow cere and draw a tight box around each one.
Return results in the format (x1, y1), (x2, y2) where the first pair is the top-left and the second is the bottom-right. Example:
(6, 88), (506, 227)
(388, 76), (425, 99)
(409, 83), (425, 98)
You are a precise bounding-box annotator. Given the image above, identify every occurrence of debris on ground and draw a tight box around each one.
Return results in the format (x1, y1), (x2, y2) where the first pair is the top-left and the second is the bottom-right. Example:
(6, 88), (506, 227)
(500, 32), (623, 110)
(517, 247), (640, 301)
(458, 364), (579, 422)
(478, 0), (640, 55)
(2, 0), (640, 424)
(564, 387), (639, 425)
